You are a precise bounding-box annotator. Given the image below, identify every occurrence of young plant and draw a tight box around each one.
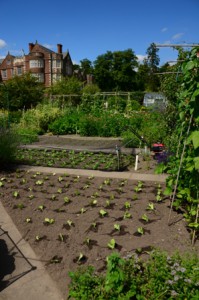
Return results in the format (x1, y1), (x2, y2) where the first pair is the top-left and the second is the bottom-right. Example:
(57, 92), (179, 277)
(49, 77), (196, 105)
(35, 180), (44, 185)
(13, 191), (19, 198)
(107, 238), (116, 249)
(66, 219), (74, 227)
(141, 214), (149, 222)
(38, 205), (45, 212)
(57, 188), (63, 194)
(64, 196), (71, 204)
(147, 203), (155, 211)
(58, 233), (67, 242)
(25, 217), (32, 223)
(90, 199), (98, 206)
(99, 209), (108, 217)
(132, 194), (138, 201)
(137, 227), (144, 235)
(77, 253), (86, 264)
(134, 181), (143, 193)
(44, 218), (55, 225)
(114, 224), (121, 232)
(124, 201), (131, 210)
(109, 193), (115, 200)
(80, 207), (86, 214)
(103, 178), (111, 185)
(123, 211), (131, 219)
(84, 237), (91, 246)
(14, 203), (25, 210)
(51, 194), (57, 201)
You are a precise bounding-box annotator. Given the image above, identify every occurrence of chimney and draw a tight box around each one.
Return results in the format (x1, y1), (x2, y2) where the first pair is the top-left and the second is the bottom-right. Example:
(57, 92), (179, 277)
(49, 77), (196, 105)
(57, 44), (63, 54)
(29, 43), (34, 52)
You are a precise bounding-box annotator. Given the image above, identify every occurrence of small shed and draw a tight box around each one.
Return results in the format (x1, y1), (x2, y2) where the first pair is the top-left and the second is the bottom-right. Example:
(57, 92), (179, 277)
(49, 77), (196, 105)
(143, 93), (167, 110)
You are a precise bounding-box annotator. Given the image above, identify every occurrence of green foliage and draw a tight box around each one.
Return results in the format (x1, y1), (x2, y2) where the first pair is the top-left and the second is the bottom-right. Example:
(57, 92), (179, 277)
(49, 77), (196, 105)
(0, 128), (20, 168)
(165, 47), (199, 236)
(93, 49), (138, 91)
(46, 77), (82, 106)
(68, 250), (199, 299)
(0, 73), (44, 111)
(49, 109), (83, 135)
(17, 102), (63, 134)
(82, 84), (100, 95)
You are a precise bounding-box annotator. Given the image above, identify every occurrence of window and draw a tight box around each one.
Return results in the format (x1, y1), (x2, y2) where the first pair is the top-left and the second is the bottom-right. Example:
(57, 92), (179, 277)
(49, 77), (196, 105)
(1, 70), (7, 78)
(6, 60), (11, 65)
(29, 59), (44, 68)
(32, 73), (44, 82)
(53, 59), (61, 68)
(17, 67), (22, 75)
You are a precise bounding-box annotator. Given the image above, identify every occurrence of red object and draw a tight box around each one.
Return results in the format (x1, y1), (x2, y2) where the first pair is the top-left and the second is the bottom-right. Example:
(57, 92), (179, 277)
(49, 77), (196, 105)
(152, 143), (164, 153)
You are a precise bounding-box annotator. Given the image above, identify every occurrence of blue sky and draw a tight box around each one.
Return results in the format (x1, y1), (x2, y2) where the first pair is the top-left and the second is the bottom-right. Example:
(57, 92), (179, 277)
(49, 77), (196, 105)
(0, 0), (198, 66)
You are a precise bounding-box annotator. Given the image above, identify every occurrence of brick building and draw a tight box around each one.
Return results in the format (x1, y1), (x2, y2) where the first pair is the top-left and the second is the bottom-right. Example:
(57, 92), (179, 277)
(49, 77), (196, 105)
(0, 41), (73, 87)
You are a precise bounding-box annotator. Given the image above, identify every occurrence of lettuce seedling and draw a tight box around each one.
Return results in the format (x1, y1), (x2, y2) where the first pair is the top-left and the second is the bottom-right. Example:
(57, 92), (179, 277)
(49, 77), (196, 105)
(147, 203), (155, 211)
(44, 218), (55, 225)
(99, 209), (108, 217)
(124, 201), (131, 210)
(114, 224), (120, 231)
(13, 191), (19, 198)
(137, 227), (144, 235)
(107, 238), (116, 249)
(123, 212), (131, 219)
(141, 214), (149, 222)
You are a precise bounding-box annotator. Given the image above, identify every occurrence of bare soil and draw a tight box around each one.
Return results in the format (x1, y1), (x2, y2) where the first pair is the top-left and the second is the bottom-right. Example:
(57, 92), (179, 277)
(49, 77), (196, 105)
(0, 135), (198, 299)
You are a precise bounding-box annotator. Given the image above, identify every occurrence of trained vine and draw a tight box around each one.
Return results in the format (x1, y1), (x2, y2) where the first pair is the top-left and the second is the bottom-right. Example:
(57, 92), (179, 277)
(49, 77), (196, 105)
(165, 47), (199, 243)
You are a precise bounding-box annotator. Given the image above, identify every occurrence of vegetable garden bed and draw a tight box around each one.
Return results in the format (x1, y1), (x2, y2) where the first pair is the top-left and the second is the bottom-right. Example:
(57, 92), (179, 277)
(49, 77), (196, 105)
(0, 169), (198, 298)
(15, 148), (134, 171)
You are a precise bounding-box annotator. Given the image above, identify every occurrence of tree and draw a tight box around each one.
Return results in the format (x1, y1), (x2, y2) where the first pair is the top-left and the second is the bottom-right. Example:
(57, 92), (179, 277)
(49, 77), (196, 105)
(80, 59), (93, 75)
(47, 76), (83, 95)
(0, 73), (44, 111)
(145, 43), (160, 91)
(93, 49), (138, 91)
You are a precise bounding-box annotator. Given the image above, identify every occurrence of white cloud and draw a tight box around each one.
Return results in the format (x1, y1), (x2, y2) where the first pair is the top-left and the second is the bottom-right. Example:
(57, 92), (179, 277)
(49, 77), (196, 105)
(172, 33), (184, 40)
(161, 27), (168, 32)
(136, 54), (147, 63)
(0, 39), (7, 49)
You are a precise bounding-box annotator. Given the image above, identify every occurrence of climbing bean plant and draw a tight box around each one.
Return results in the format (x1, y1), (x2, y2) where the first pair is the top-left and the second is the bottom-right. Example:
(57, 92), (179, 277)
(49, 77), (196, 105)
(165, 47), (199, 242)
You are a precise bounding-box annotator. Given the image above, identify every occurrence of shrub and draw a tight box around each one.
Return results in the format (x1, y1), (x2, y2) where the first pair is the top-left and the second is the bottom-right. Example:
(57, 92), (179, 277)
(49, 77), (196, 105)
(48, 110), (83, 135)
(0, 128), (20, 168)
(68, 250), (199, 300)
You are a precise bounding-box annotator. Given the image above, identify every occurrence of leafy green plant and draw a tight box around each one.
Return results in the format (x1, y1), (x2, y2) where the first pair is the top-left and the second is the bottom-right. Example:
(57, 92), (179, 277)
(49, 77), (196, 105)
(13, 191), (19, 198)
(68, 250), (199, 300)
(137, 227), (144, 235)
(44, 218), (55, 225)
(107, 238), (116, 249)
(147, 203), (155, 211)
(13, 203), (25, 210)
(99, 209), (108, 217)
(123, 211), (131, 219)
(114, 224), (121, 232)
(25, 217), (32, 223)
(141, 214), (149, 222)
(63, 196), (71, 204)
(37, 205), (45, 212)
(124, 201), (131, 210)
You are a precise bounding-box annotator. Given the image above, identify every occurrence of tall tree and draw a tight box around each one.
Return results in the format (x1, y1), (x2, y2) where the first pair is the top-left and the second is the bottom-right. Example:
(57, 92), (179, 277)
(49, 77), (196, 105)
(93, 49), (138, 91)
(80, 58), (93, 75)
(145, 43), (160, 91)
